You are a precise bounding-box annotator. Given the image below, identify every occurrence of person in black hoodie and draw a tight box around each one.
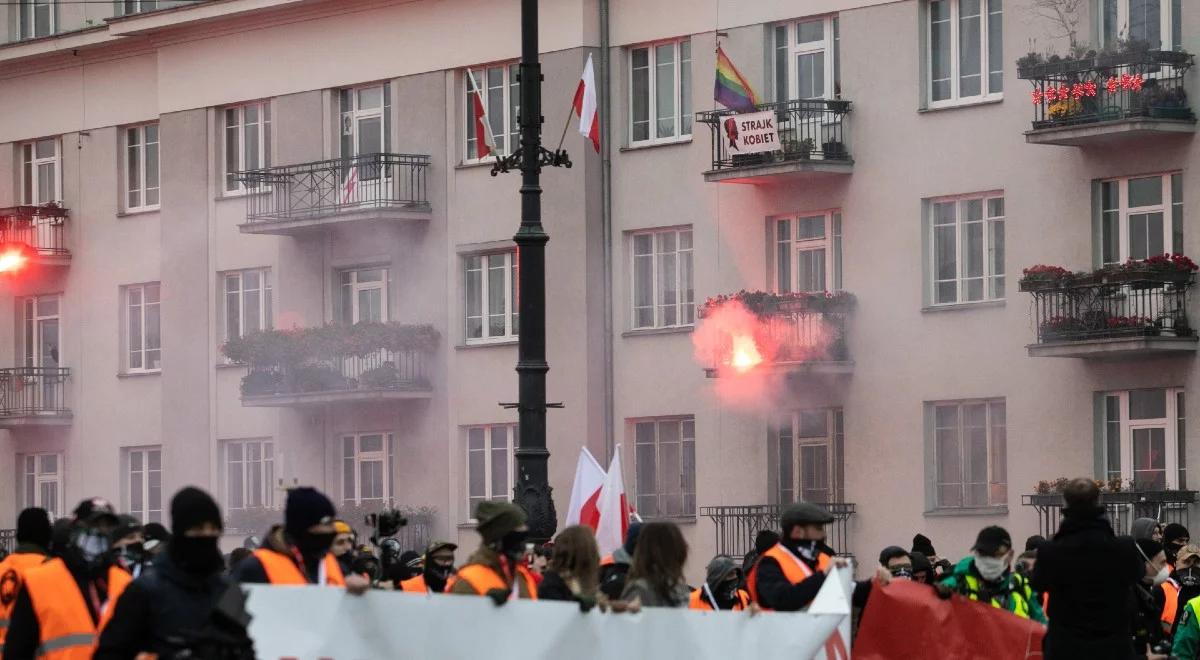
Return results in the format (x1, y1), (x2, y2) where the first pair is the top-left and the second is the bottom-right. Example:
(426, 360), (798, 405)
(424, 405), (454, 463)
(1033, 478), (1144, 660)
(95, 487), (254, 660)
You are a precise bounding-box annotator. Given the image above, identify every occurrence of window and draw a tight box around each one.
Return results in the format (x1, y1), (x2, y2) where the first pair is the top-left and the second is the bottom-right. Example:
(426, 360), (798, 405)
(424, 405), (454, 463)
(466, 424), (517, 516)
(18, 0), (53, 39)
(339, 267), (388, 324)
(223, 102), (272, 193)
(223, 269), (272, 343)
(465, 251), (518, 342)
(340, 84), (390, 160)
(631, 227), (694, 329)
(465, 64), (520, 160)
(343, 433), (395, 506)
(223, 439), (275, 510)
(118, 0), (158, 15)
(771, 409), (845, 505)
(22, 295), (60, 369)
(929, 193), (1005, 305)
(1101, 0), (1182, 51)
(931, 400), (1007, 509)
(21, 138), (60, 206)
(630, 40), (692, 144)
(774, 212), (843, 293)
(125, 283), (161, 372)
(1100, 173), (1182, 265)
(773, 16), (840, 101)
(926, 0), (1002, 106)
(125, 124), (160, 210)
(1103, 389), (1185, 490)
(633, 418), (696, 518)
(123, 447), (162, 524)
(21, 453), (63, 519)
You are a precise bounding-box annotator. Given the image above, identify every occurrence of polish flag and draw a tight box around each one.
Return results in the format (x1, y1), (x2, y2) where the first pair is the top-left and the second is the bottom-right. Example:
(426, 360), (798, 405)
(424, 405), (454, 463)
(564, 447), (605, 529)
(340, 165), (358, 204)
(595, 445), (631, 557)
(572, 54), (600, 153)
(467, 68), (495, 159)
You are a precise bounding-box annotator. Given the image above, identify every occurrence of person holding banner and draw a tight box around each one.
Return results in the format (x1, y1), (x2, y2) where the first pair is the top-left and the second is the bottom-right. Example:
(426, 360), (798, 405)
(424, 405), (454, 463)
(447, 501), (537, 603)
(746, 503), (846, 611)
(936, 526), (1046, 623)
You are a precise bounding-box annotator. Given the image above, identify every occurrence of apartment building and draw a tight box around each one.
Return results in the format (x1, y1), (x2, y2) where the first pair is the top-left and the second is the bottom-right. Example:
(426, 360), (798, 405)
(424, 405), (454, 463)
(0, 0), (1195, 581)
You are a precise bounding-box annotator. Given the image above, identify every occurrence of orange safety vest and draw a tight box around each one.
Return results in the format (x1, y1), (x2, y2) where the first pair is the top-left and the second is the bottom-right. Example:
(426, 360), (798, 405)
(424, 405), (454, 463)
(448, 564), (538, 601)
(688, 586), (751, 611)
(21, 559), (131, 660)
(0, 551), (49, 650)
(400, 574), (433, 594)
(1163, 579), (1181, 633)
(746, 543), (831, 610)
(251, 549), (346, 586)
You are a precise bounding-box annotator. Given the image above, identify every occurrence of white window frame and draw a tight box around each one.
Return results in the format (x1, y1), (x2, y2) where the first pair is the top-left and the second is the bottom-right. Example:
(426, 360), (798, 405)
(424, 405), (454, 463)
(773, 211), (842, 293)
(1101, 173), (1180, 266)
(123, 446), (162, 524)
(21, 453), (63, 519)
(222, 269), (273, 344)
(339, 267), (389, 324)
(18, 0), (53, 39)
(1104, 389), (1185, 490)
(125, 283), (162, 373)
(931, 399), (1007, 509)
(630, 227), (694, 330)
(629, 39), (692, 145)
(465, 424), (517, 519)
(632, 417), (697, 519)
(223, 101), (272, 194)
(464, 63), (519, 162)
(124, 123), (160, 211)
(22, 294), (61, 369)
(21, 138), (61, 206)
(222, 438), (276, 511)
(773, 16), (839, 102)
(771, 409), (845, 505)
(929, 192), (1005, 306)
(342, 433), (395, 506)
(119, 1), (159, 16)
(926, 0), (1003, 108)
(1099, 0), (1181, 51)
(465, 250), (518, 343)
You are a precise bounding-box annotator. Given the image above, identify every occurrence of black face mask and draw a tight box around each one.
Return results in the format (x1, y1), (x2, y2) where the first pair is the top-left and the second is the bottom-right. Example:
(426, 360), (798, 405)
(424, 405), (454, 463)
(295, 531), (336, 558)
(116, 542), (146, 568)
(499, 530), (528, 560)
(169, 536), (225, 575)
(715, 580), (740, 608)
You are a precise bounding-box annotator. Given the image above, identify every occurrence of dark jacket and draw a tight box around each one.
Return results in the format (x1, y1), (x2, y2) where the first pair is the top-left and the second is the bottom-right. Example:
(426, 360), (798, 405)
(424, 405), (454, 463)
(751, 547), (827, 611)
(4, 553), (104, 660)
(1132, 581), (1168, 659)
(598, 546), (632, 600)
(538, 571), (574, 601)
(1032, 511), (1144, 660)
(95, 550), (252, 660)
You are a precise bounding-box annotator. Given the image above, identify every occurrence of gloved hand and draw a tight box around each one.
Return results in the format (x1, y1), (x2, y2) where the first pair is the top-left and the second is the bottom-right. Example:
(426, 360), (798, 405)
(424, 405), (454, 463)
(485, 588), (510, 606)
(577, 595), (597, 613)
(933, 583), (953, 600)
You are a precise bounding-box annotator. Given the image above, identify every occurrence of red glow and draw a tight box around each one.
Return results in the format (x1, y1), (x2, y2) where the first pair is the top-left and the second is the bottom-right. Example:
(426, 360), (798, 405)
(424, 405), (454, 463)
(0, 243), (32, 275)
(729, 334), (763, 373)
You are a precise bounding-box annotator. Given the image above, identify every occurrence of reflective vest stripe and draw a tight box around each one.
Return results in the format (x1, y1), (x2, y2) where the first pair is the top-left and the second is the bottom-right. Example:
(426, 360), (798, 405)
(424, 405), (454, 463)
(37, 633), (97, 657)
(0, 619), (8, 626)
(961, 573), (1034, 619)
(252, 549), (346, 586)
(1163, 580), (1181, 630)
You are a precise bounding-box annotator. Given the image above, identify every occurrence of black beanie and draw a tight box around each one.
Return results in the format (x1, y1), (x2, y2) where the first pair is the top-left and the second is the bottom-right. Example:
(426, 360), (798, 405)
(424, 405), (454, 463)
(754, 530), (780, 554)
(285, 487), (336, 537)
(16, 507), (51, 548)
(912, 533), (936, 557)
(170, 487), (223, 536)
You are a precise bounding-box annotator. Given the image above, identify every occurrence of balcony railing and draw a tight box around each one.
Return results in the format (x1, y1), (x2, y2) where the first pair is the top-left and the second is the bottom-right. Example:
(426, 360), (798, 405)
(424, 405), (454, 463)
(0, 367), (71, 420)
(701, 503), (856, 560)
(1023, 490), (1196, 538)
(0, 205), (68, 258)
(696, 99), (851, 181)
(235, 153), (430, 226)
(0, 529), (14, 554)
(701, 292), (853, 376)
(767, 307), (850, 365)
(242, 348), (430, 403)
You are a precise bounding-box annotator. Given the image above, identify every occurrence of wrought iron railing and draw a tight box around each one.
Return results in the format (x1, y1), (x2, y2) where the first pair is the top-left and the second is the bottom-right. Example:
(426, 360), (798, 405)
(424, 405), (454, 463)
(700, 503), (856, 559)
(235, 153), (430, 224)
(0, 529), (14, 554)
(0, 206), (68, 256)
(1022, 275), (1193, 344)
(1018, 50), (1194, 130)
(767, 308), (850, 364)
(1023, 490), (1196, 538)
(696, 99), (851, 171)
(0, 367), (70, 417)
(242, 348), (430, 398)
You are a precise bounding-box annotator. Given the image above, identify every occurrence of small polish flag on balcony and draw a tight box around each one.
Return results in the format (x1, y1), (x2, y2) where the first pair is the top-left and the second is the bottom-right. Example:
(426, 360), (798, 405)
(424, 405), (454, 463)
(573, 54), (600, 153)
(340, 165), (358, 205)
(467, 68), (496, 159)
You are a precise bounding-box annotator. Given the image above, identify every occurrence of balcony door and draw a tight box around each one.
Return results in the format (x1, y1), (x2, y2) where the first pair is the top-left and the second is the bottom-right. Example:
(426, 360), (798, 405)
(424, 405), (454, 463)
(339, 84), (392, 203)
(1105, 389), (1184, 491)
(773, 16), (839, 158)
(22, 295), (60, 412)
(770, 409), (844, 505)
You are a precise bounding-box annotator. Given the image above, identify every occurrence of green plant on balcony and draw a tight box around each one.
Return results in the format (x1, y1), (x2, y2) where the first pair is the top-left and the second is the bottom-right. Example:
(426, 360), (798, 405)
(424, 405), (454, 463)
(291, 364), (347, 393)
(240, 369), (283, 397)
(360, 362), (402, 389)
(782, 137), (815, 160)
(699, 290), (856, 319)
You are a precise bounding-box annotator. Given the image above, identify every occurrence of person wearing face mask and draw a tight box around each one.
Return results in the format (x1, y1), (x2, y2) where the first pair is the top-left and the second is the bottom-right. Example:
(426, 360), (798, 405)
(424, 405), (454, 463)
(689, 555), (751, 611)
(108, 517), (147, 579)
(746, 503), (848, 611)
(1163, 523), (1190, 567)
(1160, 545), (1200, 637)
(1131, 538), (1171, 660)
(401, 541), (458, 594)
(94, 487), (254, 660)
(231, 487), (369, 595)
(0, 508), (51, 652)
(447, 501), (537, 603)
(938, 526), (1046, 623)
(3, 498), (129, 660)
(330, 520), (356, 578)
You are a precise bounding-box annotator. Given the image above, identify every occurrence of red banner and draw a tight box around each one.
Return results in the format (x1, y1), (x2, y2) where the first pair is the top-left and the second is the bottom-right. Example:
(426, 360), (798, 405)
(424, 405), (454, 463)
(854, 580), (1045, 660)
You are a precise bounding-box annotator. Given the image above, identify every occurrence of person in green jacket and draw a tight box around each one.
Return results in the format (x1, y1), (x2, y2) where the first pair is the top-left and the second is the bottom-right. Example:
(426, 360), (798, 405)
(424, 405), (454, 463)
(1173, 592), (1200, 658)
(937, 526), (1047, 623)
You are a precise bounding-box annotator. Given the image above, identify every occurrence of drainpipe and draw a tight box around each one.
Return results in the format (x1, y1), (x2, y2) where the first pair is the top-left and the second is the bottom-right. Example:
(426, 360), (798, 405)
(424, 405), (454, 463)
(599, 0), (614, 461)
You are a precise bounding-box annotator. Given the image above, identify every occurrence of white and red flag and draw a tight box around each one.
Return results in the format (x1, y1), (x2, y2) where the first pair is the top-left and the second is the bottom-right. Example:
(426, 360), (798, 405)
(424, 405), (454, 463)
(595, 445), (631, 557)
(564, 447), (605, 529)
(340, 165), (358, 204)
(467, 68), (496, 159)
(572, 54), (600, 153)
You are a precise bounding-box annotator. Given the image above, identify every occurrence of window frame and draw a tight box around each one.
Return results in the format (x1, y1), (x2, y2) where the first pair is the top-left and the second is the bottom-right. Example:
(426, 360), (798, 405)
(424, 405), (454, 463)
(1099, 0), (1181, 51)
(223, 101), (272, 194)
(632, 417), (697, 519)
(21, 294), (61, 369)
(123, 446), (163, 524)
(1103, 388), (1185, 490)
(21, 138), (61, 206)
(342, 432), (396, 506)
(464, 250), (519, 344)
(464, 63), (520, 162)
(930, 399), (1008, 510)
(925, 0), (1004, 108)
(928, 192), (1006, 306)
(222, 438), (276, 511)
(628, 38), (693, 145)
(124, 282), (162, 374)
(465, 423), (518, 519)
(21, 452), (63, 519)
(18, 0), (54, 40)
(773, 211), (843, 293)
(124, 123), (161, 212)
(772, 15), (840, 102)
(630, 226), (695, 330)
(771, 408), (845, 505)
(118, 1), (159, 16)
(221, 268), (273, 345)
(338, 266), (389, 324)
(1100, 173), (1180, 266)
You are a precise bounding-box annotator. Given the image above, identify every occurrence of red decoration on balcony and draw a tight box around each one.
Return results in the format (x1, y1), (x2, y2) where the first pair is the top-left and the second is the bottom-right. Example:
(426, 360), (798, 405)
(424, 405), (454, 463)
(1106, 74), (1145, 93)
(1031, 89), (1044, 105)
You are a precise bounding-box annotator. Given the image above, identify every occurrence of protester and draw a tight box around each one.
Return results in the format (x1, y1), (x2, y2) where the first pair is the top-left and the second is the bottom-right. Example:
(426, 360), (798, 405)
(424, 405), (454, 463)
(1164, 524), (1190, 566)
(747, 503), (846, 611)
(95, 487), (254, 659)
(142, 523), (171, 558)
(599, 522), (641, 600)
(392, 549), (422, 584)
(0, 508), (51, 651)
(538, 526), (600, 609)
(447, 501), (537, 602)
(227, 547), (252, 572)
(528, 543), (552, 586)
(688, 555), (750, 611)
(232, 487), (368, 594)
(109, 516), (147, 578)
(332, 520), (356, 577)
(740, 530), (780, 580)
(936, 526), (1045, 622)
(400, 541), (457, 594)
(1025, 535), (1046, 553)
(878, 546), (913, 579)
(911, 533), (951, 578)
(620, 522), (690, 608)
(1133, 518), (1164, 543)
(4, 498), (130, 660)
(1160, 544), (1200, 637)
(1130, 538), (1171, 660)
(1034, 477), (1144, 660)
(909, 551), (934, 584)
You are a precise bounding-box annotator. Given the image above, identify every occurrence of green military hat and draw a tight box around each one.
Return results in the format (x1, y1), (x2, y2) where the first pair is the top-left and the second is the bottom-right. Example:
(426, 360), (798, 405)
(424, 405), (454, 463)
(474, 501), (526, 543)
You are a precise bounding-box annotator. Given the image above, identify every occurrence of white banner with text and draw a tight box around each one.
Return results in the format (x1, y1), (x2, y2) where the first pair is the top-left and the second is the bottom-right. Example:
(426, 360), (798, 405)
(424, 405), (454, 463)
(720, 110), (782, 155)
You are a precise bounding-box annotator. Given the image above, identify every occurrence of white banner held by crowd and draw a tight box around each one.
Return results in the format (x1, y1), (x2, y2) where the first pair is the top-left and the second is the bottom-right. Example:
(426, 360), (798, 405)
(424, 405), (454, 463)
(245, 565), (853, 660)
(720, 110), (780, 155)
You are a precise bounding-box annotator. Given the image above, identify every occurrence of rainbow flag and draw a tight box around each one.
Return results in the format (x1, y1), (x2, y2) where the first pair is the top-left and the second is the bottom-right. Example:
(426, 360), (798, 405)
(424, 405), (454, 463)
(715, 45), (762, 113)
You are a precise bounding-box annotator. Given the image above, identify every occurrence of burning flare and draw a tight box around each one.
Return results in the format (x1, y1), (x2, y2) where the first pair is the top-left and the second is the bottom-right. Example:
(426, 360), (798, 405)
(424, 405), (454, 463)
(729, 334), (763, 372)
(0, 246), (29, 274)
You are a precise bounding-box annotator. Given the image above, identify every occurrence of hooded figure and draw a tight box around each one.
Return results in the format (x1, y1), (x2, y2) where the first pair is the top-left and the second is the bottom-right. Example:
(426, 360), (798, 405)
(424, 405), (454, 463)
(689, 555), (751, 611)
(1163, 523), (1190, 565)
(1132, 518), (1162, 542)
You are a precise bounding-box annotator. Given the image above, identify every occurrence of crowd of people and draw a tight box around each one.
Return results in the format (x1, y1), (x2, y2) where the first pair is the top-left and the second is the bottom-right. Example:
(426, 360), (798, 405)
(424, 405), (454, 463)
(0, 476), (1195, 658)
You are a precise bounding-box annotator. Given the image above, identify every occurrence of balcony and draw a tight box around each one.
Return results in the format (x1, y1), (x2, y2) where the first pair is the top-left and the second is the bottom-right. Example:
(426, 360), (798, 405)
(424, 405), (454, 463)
(701, 503), (856, 560)
(0, 367), (72, 427)
(696, 99), (852, 184)
(1023, 489), (1196, 538)
(0, 205), (69, 266)
(234, 153), (431, 235)
(1020, 261), (1196, 358)
(224, 322), (437, 407)
(1018, 50), (1195, 147)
